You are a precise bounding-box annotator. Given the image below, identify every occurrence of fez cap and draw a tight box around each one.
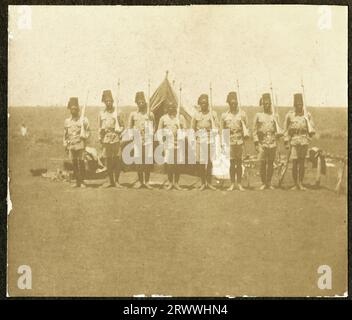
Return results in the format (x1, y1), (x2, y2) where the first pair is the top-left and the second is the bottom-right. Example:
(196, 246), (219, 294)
(135, 91), (146, 103)
(67, 97), (79, 109)
(166, 100), (177, 108)
(102, 90), (113, 102)
(294, 93), (303, 106)
(226, 91), (238, 104)
(260, 93), (271, 106)
(198, 94), (209, 105)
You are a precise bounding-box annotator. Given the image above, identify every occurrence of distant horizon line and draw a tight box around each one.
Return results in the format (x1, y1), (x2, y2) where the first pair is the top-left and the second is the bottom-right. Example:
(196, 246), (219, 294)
(8, 105), (348, 109)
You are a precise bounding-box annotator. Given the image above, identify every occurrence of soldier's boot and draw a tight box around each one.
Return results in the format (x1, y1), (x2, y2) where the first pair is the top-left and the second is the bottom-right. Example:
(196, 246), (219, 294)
(227, 183), (235, 191)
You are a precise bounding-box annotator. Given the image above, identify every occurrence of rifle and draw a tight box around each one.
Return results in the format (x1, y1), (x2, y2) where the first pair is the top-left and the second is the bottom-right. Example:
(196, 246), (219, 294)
(269, 81), (283, 137)
(147, 78), (151, 120)
(80, 90), (89, 138)
(236, 80), (249, 138)
(209, 83), (216, 129)
(115, 79), (121, 132)
(301, 78), (315, 135)
(145, 78), (153, 133)
(178, 83), (182, 128)
(278, 146), (291, 188)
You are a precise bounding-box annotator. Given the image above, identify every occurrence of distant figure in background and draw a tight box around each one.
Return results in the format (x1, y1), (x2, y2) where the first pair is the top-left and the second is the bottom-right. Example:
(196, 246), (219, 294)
(220, 91), (248, 191)
(191, 94), (218, 191)
(158, 100), (187, 191)
(99, 89), (125, 188)
(63, 97), (90, 188)
(284, 93), (315, 190)
(20, 123), (28, 137)
(253, 93), (280, 190)
(128, 91), (155, 189)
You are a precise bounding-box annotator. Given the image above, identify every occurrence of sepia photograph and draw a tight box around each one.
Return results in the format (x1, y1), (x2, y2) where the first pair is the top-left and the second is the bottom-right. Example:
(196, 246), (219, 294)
(7, 4), (348, 298)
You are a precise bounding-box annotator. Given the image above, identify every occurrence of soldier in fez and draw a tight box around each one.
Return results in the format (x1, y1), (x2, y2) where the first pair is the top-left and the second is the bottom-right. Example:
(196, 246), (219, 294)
(98, 90), (125, 188)
(284, 93), (315, 190)
(63, 97), (90, 188)
(158, 100), (187, 191)
(253, 93), (281, 190)
(220, 92), (248, 191)
(191, 94), (218, 191)
(128, 91), (155, 189)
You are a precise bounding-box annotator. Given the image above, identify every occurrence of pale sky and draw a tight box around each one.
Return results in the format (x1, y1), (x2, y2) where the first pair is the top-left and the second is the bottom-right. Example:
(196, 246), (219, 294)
(8, 5), (348, 108)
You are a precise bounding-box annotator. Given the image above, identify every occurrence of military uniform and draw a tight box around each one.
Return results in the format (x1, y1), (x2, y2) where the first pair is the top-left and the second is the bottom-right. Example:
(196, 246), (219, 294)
(128, 110), (155, 162)
(253, 112), (279, 162)
(158, 113), (187, 163)
(220, 91), (248, 190)
(191, 108), (219, 163)
(99, 90), (125, 188)
(253, 93), (280, 189)
(63, 97), (90, 187)
(284, 111), (313, 159)
(220, 109), (248, 160)
(99, 109), (124, 158)
(191, 94), (218, 190)
(128, 91), (155, 188)
(283, 93), (315, 190)
(63, 116), (89, 160)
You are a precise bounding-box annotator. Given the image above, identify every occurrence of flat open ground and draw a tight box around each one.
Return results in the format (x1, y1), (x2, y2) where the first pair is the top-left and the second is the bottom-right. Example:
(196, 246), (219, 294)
(7, 107), (348, 297)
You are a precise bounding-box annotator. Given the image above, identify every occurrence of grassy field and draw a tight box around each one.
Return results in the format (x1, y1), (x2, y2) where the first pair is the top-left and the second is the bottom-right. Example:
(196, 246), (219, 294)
(7, 106), (348, 297)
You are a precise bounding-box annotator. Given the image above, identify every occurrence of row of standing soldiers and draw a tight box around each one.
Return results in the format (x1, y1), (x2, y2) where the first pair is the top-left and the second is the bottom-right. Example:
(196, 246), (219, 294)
(63, 90), (315, 191)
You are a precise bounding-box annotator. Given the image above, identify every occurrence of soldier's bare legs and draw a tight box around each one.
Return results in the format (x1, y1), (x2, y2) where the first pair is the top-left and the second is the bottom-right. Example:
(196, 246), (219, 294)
(206, 162), (217, 190)
(266, 159), (275, 190)
(165, 171), (173, 190)
(198, 164), (207, 190)
(174, 172), (185, 191)
(227, 160), (236, 191)
(72, 159), (81, 187)
(291, 159), (299, 190)
(133, 171), (143, 189)
(144, 169), (154, 190)
(259, 160), (267, 190)
(298, 158), (307, 190)
(103, 157), (116, 187)
(113, 157), (126, 189)
(78, 160), (87, 188)
(235, 159), (245, 191)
